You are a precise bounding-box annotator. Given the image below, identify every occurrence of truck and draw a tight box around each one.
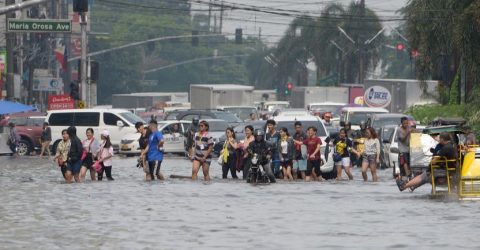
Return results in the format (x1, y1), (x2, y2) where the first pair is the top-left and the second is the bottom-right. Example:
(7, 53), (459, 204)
(364, 79), (438, 113)
(189, 84), (254, 109)
(290, 86), (350, 108)
(112, 92), (189, 110)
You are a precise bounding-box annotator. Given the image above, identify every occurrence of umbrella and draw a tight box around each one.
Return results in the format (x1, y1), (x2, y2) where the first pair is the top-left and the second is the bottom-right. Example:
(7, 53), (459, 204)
(0, 100), (35, 115)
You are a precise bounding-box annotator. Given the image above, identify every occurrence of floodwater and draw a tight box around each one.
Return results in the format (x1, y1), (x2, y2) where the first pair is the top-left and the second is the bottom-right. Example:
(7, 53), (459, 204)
(1, 155), (479, 250)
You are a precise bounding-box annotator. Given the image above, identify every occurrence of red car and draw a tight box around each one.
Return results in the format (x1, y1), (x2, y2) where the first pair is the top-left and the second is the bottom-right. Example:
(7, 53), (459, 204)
(4, 116), (46, 156)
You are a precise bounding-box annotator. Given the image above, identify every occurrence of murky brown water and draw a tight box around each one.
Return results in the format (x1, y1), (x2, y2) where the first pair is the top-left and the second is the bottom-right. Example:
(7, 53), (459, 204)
(1, 155), (479, 249)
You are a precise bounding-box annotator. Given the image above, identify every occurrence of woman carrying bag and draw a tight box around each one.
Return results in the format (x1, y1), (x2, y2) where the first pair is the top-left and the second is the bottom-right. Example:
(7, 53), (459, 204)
(220, 127), (238, 179)
(96, 130), (114, 181)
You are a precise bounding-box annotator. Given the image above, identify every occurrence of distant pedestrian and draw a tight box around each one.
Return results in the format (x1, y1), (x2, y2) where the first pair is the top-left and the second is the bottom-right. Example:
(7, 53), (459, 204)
(333, 128), (359, 181)
(279, 127), (295, 181)
(7, 122), (20, 156)
(67, 126), (83, 183)
(221, 127), (238, 179)
(185, 117), (200, 159)
(303, 126), (323, 182)
(241, 125), (255, 179)
(39, 122), (52, 158)
(80, 128), (100, 182)
(397, 117), (412, 179)
(96, 130), (114, 181)
(136, 122), (152, 180)
(266, 119), (281, 177)
(322, 112), (333, 126)
(191, 120), (214, 181)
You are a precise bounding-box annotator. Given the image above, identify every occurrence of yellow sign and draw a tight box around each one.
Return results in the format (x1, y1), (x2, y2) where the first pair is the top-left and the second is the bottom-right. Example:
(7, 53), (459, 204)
(78, 100), (85, 109)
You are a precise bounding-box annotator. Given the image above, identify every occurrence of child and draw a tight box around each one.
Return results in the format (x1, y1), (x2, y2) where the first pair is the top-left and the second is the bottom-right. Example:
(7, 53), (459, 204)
(97, 130), (114, 181)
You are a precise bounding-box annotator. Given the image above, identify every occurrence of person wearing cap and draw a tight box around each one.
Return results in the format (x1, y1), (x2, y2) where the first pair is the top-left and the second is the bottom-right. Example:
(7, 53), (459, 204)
(39, 122), (52, 159)
(191, 120), (214, 181)
(140, 120), (165, 181)
(96, 129), (114, 181)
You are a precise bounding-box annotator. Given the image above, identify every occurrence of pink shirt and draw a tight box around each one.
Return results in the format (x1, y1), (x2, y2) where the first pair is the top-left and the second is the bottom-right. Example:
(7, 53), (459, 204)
(97, 141), (114, 167)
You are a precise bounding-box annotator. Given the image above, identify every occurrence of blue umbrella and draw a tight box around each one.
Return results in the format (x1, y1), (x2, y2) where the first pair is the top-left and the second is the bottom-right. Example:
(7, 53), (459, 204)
(0, 100), (35, 115)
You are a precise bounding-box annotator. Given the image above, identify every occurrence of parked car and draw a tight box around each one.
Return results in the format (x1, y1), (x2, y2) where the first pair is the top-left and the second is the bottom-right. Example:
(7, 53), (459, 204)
(367, 113), (414, 130)
(119, 120), (191, 156)
(164, 109), (242, 126)
(46, 109), (145, 153)
(378, 125), (397, 169)
(6, 116), (46, 156)
(217, 106), (259, 121)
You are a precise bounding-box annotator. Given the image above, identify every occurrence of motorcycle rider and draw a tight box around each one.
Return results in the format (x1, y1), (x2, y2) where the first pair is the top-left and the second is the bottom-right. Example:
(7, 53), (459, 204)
(247, 129), (276, 183)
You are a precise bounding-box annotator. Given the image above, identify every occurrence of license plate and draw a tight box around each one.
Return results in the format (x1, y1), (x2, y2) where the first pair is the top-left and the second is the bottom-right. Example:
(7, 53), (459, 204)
(121, 145), (130, 151)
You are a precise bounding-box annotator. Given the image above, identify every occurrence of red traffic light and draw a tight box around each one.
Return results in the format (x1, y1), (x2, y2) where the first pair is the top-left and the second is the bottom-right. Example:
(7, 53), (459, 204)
(396, 43), (405, 51)
(287, 82), (293, 90)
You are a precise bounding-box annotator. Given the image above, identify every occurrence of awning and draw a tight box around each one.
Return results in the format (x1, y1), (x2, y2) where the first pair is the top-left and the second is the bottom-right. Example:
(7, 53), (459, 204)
(0, 100), (35, 115)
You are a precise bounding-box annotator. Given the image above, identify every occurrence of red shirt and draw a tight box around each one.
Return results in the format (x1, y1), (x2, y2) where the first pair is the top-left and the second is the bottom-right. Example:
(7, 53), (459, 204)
(303, 137), (322, 160)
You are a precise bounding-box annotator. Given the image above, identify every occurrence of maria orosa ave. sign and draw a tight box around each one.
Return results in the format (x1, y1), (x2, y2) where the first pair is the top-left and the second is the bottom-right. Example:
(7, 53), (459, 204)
(364, 86), (392, 108)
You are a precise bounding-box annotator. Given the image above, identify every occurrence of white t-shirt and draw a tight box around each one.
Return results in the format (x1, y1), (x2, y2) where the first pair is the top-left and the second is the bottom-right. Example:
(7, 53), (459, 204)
(281, 140), (288, 154)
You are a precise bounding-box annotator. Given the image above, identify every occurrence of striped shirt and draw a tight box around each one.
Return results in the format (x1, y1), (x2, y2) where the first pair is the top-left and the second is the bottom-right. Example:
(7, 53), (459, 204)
(194, 132), (214, 162)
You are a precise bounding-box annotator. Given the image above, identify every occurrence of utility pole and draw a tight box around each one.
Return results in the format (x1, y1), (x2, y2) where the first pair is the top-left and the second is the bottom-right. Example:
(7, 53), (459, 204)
(80, 12), (87, 105)
(219, 1), (224, 34)
(208, 0), (212, 32)
(5, 0), (15, 100)
(358, 0), (366, 84)
(62, 0), (70, 95)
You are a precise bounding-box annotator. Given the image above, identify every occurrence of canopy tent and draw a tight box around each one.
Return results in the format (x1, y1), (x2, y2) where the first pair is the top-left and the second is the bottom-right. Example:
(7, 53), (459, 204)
(0, 100), (35, 115)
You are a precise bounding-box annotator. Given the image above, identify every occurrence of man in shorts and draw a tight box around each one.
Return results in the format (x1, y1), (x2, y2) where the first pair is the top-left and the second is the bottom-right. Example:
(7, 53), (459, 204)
(303, 126), (322, 182)
(397, 117), (412, 179)
(141, 120), (165, 181)
(292, 121), (308, 180)
(397, 132), (457, 191)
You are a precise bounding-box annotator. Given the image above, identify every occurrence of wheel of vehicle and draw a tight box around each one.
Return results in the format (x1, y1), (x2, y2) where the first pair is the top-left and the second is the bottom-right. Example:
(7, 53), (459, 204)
(16, 140), (31, 156)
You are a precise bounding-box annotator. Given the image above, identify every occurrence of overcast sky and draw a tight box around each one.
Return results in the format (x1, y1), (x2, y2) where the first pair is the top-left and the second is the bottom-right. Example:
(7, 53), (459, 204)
(193, 0), (409, 45)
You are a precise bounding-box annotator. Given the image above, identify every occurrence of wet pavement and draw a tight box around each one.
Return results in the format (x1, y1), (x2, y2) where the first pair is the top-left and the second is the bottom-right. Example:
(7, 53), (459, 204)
(1, 155), (480, 249)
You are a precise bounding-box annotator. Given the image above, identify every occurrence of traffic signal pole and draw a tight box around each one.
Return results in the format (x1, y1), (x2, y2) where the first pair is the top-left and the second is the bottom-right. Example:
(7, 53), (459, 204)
(80, 12), (88, 106)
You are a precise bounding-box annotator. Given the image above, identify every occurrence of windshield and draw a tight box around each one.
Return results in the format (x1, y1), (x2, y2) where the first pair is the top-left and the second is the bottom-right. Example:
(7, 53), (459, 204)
(212, 111), (242, 123)
(373, 117), (402, 128)
(120, 112), (145, 125)
(223, 108), (257, 121)
(276, 120), (327, 137)
(208, 121), (229, 131)
(309, 105), (343, 115)
(266, 104), (289, 112)
(348, 113), (372, 125)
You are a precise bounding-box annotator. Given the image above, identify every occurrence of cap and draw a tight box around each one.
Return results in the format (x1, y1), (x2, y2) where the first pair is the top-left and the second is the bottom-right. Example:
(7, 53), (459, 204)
(101, 130), (110, 137)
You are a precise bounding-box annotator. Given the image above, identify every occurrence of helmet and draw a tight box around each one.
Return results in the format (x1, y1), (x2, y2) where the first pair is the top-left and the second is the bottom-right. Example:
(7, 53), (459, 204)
(192, 117), (199, 126)
(360, 120), (366, 129)
(254, 129), (265, 142)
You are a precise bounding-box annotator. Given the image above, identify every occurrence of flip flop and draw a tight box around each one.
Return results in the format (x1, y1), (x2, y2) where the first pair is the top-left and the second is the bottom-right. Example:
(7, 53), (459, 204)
(396, 179), (406, 192)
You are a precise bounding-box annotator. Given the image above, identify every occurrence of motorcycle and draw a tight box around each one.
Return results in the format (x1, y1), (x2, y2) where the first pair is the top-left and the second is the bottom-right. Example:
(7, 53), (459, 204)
(247, 153), (270, 184)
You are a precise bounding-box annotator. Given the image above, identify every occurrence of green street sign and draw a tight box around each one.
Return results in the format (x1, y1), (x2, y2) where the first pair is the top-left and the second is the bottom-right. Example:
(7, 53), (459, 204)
(7, 19), (72, 33)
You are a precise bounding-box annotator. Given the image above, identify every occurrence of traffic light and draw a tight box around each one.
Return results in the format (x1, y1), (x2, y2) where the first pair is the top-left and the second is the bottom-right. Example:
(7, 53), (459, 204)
(70, 82), (80, 100)
(192, 30), (199, 47)
(396, 43), (405, 59)
(285, 82), (293, 96)
(73, 0), (88, 13)
(90, 61), (99, 82)
(235, 28), (242, 44)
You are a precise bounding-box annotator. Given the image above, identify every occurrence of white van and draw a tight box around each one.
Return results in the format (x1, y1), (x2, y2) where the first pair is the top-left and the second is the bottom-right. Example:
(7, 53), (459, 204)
(339, 107), (389, 130)
(46, 109), (145, 151)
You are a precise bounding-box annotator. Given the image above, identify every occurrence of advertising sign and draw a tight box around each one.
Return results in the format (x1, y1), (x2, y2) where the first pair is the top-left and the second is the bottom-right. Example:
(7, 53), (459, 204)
(364, 86), (392, 108)
(33, 77), (64, 92)
(48, 94), (75, 110)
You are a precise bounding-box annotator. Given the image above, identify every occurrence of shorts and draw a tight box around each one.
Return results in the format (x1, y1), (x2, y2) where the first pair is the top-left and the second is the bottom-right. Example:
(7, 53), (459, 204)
(147, 160), (162, 175)
(420, 171), (431, 184)
(68, 160), (82, 175)
(193, 156), (212, 165)
(82, 153), (94, 169)
(362, 155), (377, 165)
(335, 157), (351, 168)
(306, 159), (320, 177)
(280, 154), (292, 168)
(398, 153), (410, 167)
(294, 159), (307, 171)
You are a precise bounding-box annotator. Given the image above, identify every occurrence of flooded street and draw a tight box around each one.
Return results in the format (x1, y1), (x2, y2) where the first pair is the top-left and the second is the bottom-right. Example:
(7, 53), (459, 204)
(1, 155), (479, 249)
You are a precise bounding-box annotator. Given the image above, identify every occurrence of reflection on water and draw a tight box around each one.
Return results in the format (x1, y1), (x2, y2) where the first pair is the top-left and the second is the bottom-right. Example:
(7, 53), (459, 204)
(1, 156), (480, 249)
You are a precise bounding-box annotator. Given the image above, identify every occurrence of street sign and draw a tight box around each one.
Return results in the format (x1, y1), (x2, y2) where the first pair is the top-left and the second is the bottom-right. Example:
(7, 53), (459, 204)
(364, 86), (392, 108)
(48, 94), (75, 110)
(7, 19), (72, 33)
(78, 100), (85, 109)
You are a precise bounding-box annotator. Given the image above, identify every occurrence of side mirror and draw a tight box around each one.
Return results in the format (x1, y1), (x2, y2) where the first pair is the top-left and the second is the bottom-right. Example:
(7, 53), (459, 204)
(117, 120), (125, 127)
(390, 147), (399, 154)
(339, 121), (345, 127)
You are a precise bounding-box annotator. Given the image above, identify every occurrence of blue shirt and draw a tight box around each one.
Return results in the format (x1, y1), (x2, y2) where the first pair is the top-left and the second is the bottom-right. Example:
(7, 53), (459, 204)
(148, 131), (164, 161)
